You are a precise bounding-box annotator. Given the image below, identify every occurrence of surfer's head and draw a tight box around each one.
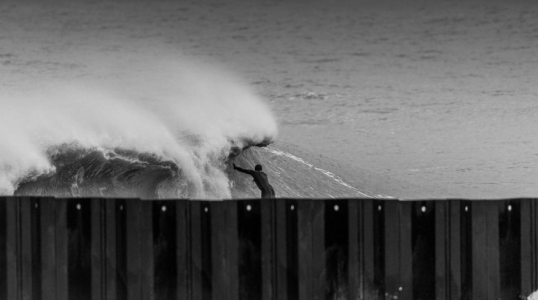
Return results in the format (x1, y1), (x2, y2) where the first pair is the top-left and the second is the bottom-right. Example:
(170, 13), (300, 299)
(255, 164), (262, 171)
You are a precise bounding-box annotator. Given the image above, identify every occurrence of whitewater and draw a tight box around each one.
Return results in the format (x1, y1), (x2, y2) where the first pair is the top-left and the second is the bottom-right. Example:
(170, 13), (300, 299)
(0, 57), (277, 199)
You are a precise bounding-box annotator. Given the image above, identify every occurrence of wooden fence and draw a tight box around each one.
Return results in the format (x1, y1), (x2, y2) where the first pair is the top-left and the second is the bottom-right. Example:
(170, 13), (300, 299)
(0, 197), (537, 300)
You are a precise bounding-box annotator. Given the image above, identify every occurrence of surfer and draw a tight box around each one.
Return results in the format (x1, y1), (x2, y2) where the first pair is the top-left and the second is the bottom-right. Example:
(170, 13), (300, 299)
(233, 163), (276, 199)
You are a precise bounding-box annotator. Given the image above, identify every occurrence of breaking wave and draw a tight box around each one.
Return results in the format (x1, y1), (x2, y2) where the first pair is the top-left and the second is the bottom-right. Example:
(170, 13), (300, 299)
(0, 56), (277, 199)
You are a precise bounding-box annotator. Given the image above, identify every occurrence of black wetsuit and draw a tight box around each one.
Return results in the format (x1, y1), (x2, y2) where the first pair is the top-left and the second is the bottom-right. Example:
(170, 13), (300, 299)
(234, 165), (276, 199)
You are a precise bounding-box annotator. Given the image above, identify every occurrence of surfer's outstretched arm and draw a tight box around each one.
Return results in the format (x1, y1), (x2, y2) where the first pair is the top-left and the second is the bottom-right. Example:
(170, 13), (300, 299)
(233, 163), (255, 175)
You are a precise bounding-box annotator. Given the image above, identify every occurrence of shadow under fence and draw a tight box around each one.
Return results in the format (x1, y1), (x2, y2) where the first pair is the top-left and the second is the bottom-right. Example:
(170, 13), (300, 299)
(0, 197), (537, 300)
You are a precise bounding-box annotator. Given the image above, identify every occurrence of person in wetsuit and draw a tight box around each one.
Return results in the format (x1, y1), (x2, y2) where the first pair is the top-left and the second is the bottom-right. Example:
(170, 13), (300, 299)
(233, 163), (276, 199)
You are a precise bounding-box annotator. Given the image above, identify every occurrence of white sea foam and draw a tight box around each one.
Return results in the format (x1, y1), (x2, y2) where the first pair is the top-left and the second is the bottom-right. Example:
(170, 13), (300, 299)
(0, 55), (277, 198)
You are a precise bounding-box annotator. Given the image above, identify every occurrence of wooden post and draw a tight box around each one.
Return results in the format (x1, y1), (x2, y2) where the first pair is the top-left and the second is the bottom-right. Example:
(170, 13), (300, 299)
(435, 201), (448, 300)
(362, 200), (375, 299)
(311, 200), (325, 300)
(226, 201), (239, 300)
(41, 198), (56, 300)
(275, 199), (288, 300)
(211, 201), (239, 300)
(298, 200), (313, 300)
(176, 200), (190, 300)
(91, 198), (104, 300)
(140, 201), (154, 300)
(348, 200), (360, 300)
(521, 199), (532, 296)
(486, 201), (500, 300)
(105, 200), (117, 300)
(190, 201), (203, 300)
(55, 199), (69, 300)
(449, 201), (462, 300)
(20, 197), (34, 300)
(126, 199), (141, 300)
(399, 201), (413, 300)
(0, 197), (7, 300)
(261, 199), (274, 300)
(6, 197), (20, 300)
(472, 202), (488, 300)
(384, 200), (399, 299)
(211, 201), (226, 300)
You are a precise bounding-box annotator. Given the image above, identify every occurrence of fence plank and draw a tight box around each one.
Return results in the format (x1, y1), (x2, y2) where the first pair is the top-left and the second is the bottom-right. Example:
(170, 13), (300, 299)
(105, 200), (117, 300)
(0, 198), (7, 300)
(531, 199), (538, 291)
(449, 201), (461, 300)
(348, 200), (360, 300)
(362, 200), (375, 299)
(226, 201), (239, 300)
(435, 201), (447, 300)
(126, 199), (141, 300)
(92, 199), (104, 300)
(384, 200), (399, 298)
(20, 198), (33, 300)
(55, 199), (68, 300)
(311, 200), (325, 300)
(472, 202), (488, 300)
(298, 200), (313, 300)
(275, 200), (289, 300)
(261, 199), (274, 300)
(486, 201), (500, 300)
(41, 198), (56, 300)
(140, 201), (154, 300)
(6, 197), (20, 300)
(190, 201), (203, 300)
(211, 201), (226, 300)
(176, 201), (190, 300)
(399, 201), (413, 300)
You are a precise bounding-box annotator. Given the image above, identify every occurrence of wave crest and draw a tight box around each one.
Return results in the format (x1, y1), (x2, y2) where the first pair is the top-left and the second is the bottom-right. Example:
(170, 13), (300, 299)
(1, 55), (277, 198)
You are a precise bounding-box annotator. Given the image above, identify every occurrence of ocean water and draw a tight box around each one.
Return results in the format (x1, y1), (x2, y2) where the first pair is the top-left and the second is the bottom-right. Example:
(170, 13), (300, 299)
(1, 0), (537, 199)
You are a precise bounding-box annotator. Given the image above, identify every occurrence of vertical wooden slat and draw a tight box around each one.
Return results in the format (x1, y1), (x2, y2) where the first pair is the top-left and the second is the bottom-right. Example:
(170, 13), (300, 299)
(105, 200), (117, 300)
(0, 197), (8, 300)
(472, 202), (487, 300)
(399, 201), (413, 300)
(211, 201), (226, 300)
(41, 198), (56, 300)
(261, 199), (274, 300)
(190, 201), (203, 300)
(449, 201), (461, 300)
(6, 197), (20, 300)
(20, 197), (33, 300)
(486, 201), (500, 300)
(140, 201), (154, 300)
(226, 201), (239, 300)
(275, 199), (288, 300)
(298, 200), (313, 300)
(311, 200), (325, 300)
(92, 198), (104, 300)
(384, 200), (399, 298)
(362, 200), (375, 298)
(436, 201), (447, 300)
(176, 200), (190, 300)
(532, 199), (538, 291)
(520, 199), (530, 295)
(348, 200), (360, 300)
(55, 199), (68, 300)
(126, 199), (141, 300)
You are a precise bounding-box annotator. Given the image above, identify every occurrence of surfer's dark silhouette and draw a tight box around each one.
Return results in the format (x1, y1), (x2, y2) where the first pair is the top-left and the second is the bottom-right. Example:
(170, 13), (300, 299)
(233, 163), (276, 199)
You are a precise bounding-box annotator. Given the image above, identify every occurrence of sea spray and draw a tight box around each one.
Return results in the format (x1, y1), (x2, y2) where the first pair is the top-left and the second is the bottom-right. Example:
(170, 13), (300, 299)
(0, 55), (277, 198)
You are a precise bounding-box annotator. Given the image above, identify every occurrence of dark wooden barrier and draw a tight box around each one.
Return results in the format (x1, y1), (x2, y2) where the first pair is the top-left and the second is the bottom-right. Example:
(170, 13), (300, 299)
(1, 197), (537, 300)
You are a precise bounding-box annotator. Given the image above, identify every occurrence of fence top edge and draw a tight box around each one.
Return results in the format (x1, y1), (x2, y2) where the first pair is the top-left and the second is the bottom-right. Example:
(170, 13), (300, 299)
(0, 196), (536, 202)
